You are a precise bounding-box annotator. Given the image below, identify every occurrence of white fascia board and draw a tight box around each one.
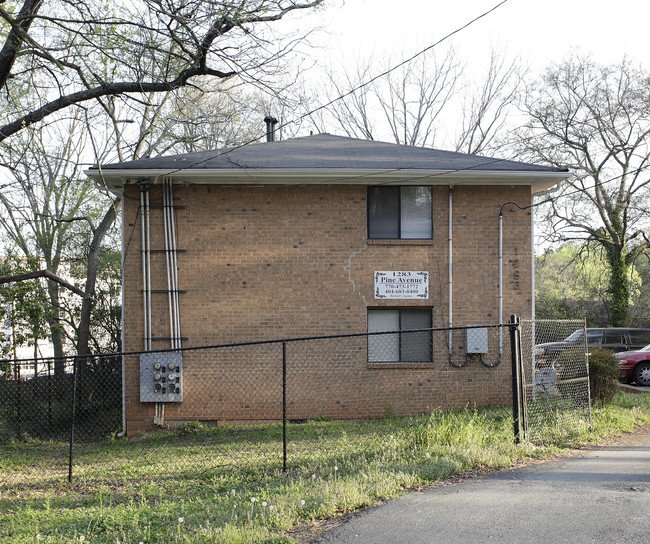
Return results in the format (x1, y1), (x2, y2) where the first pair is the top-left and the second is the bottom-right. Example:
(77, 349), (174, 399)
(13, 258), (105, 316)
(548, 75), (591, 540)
(86, 168), (570, 194)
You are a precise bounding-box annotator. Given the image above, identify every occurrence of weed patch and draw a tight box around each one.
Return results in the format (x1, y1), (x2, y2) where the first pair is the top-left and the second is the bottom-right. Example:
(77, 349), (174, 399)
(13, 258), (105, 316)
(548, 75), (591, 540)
(1, 393), (648, 543)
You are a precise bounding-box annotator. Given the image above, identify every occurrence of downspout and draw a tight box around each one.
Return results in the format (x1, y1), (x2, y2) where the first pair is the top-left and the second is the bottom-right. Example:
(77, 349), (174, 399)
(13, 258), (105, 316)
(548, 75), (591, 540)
(531, 201), (536, 400)
(448, 187), (453, 363)
(118, 196), (127, 437)
(531, 207), (535, 320)
(498, 209), (503, 360)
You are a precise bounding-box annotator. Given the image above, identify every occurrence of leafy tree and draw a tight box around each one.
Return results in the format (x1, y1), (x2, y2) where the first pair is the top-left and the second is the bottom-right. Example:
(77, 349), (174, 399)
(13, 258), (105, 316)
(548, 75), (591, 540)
(518, 56), (650, 326)
(629, 251), (650, 325)
(0, 255), (51, 361)
(535, 243), (642, 326)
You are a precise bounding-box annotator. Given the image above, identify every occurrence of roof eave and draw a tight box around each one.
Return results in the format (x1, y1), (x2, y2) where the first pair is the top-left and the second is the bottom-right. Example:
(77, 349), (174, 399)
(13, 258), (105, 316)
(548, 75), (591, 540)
(85, 167), (570, 195)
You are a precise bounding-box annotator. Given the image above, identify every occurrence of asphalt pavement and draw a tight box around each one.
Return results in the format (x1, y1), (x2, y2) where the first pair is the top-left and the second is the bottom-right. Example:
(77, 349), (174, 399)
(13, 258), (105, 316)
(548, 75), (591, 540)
(316, 425), (650, 544)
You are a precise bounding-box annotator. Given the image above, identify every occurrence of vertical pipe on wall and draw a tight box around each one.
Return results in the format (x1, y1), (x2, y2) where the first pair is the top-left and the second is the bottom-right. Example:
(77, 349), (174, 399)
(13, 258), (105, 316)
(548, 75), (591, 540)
(498, 211), (503, 359)
(169, 180), (181, 350)
(448, 187), (453, 362)
(163, 180), (174, 349)
(140, 186), (149, 352)
(118, 197), (127, 437)
(162, 178), (182, 351)
(530, 205), (537, 395)
(145, 190), (152, 351)
(531, 209), (535, 321)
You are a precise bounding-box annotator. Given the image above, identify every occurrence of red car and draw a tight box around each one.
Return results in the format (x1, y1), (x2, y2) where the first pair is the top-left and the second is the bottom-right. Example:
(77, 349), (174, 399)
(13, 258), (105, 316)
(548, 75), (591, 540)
(615, 344), (650, 386)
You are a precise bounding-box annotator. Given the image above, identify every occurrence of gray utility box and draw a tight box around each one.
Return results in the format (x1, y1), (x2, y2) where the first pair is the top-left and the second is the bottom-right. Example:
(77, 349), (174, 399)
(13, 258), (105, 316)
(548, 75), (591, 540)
(140, 352), (183, 403)
(466, 328), (489, 354)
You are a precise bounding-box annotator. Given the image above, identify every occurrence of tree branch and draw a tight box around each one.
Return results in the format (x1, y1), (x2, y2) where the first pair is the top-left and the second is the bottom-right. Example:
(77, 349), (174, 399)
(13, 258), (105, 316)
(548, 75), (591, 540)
(0, 269), (91, 299)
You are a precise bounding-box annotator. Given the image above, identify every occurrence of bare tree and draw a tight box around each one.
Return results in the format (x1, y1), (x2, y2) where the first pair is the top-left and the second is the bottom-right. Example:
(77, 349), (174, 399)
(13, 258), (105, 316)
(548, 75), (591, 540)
(0, 0), (324, 144)
(305, 46), (521, 153)
(376, 49), (462, 147)
(305, 48), (462, 147)
(517, 55), (650, 326)
(307, 62), (379, 140)
(455, 49), (523, 155)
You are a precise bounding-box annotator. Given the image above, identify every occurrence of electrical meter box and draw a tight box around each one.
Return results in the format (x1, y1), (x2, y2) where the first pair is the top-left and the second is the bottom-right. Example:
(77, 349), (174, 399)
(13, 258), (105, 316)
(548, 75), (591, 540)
(466, 328), (489, 354)
(140, 352), (183, 402)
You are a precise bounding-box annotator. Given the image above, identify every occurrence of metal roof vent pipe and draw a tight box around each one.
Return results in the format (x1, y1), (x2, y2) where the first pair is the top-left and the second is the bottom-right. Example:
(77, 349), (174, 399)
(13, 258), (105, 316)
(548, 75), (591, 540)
(264, 116), (278, 142)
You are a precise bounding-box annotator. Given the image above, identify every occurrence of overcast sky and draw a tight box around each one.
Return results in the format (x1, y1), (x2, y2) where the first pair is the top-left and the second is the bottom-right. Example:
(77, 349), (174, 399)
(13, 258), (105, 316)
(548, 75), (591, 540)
(304, 0), (649, 73)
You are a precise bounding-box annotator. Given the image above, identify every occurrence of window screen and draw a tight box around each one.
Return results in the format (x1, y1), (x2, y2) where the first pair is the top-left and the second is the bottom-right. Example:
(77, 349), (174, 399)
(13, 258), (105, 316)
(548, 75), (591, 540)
(368, 308), (432, 362)
(368, 186), (432, 239)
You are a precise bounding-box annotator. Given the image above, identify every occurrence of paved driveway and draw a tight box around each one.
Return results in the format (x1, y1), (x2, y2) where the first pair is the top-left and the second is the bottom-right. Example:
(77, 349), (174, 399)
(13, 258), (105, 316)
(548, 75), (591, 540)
(316, 426), (650, 544)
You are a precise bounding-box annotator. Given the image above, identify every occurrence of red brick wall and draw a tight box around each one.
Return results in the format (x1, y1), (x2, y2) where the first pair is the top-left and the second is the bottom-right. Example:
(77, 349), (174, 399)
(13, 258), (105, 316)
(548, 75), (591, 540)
(121, 183), (532, 433)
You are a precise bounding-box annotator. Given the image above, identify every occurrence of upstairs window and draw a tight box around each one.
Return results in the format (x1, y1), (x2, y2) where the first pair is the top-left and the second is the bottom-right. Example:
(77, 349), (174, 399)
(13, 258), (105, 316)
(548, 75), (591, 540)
(368, 186), (432, 239)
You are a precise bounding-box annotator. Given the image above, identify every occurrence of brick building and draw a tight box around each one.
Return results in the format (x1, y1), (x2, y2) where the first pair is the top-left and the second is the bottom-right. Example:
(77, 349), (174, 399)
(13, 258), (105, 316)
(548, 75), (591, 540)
(88, 133), (569, 434)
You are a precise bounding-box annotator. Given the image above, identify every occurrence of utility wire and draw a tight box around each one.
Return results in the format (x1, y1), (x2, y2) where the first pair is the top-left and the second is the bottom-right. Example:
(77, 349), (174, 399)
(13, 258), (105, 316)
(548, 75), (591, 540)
(286, 0), (510, 130)
(147, 0), (511, 178)
(90, 0), (646, 213)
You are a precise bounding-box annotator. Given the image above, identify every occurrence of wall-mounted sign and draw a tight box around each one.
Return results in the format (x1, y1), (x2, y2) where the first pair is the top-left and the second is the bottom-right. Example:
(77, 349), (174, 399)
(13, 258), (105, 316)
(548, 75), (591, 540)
(374, 271), (429, 299)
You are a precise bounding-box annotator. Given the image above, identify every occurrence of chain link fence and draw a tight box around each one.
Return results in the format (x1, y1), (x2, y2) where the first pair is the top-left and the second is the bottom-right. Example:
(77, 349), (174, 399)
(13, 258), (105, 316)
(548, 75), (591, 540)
(519, 319), (592, 443)
(1, 320), (591, 489)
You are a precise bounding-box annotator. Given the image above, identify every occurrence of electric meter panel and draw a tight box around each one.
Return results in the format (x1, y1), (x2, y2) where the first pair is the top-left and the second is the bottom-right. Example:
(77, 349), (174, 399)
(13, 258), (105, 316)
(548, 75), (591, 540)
(140, 352), (183, 402)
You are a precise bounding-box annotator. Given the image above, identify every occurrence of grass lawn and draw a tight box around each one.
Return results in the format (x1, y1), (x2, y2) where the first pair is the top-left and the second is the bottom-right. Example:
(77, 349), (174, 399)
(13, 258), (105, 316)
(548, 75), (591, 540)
(1, 392), (649, 543)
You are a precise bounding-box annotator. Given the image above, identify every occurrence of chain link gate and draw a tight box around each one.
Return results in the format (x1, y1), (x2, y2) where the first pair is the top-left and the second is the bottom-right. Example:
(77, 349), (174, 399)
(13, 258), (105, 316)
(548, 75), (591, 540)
(516, 318), (592, 444)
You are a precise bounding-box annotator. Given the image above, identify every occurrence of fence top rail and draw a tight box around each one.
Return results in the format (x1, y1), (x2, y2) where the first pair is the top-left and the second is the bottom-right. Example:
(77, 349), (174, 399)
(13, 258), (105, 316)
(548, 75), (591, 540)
(1, 322), (517, 366)
(520, 318), (586, 324)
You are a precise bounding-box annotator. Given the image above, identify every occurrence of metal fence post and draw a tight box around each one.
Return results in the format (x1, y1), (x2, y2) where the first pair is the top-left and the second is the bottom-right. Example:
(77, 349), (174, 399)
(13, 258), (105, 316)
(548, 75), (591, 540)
(68, 357), (79, 483)
(47, 359), (53, 427)
(13, 360), (21, 437)
(510, 314), (522, 444)
(282, 341), (287, 472)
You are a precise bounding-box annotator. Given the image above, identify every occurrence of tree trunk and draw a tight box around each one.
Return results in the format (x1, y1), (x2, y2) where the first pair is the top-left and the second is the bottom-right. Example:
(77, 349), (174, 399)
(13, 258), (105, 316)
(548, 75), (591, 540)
(76, 199), (119, 356)
(46, 281), (66, 375)
(605, 248), (630, 327)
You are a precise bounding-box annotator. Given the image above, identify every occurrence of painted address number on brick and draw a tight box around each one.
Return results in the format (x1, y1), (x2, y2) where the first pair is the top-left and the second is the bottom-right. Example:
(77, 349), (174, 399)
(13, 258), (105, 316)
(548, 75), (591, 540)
(374, 271), (429, 299)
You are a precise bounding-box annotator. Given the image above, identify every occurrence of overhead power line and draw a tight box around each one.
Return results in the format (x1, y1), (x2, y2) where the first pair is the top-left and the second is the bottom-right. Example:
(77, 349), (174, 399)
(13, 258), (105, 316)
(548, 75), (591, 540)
(149, 0), (511, 177)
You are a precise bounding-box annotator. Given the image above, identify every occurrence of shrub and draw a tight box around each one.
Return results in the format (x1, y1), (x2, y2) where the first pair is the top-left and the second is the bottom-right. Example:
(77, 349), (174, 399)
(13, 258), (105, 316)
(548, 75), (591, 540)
(588, 349), (619, 404)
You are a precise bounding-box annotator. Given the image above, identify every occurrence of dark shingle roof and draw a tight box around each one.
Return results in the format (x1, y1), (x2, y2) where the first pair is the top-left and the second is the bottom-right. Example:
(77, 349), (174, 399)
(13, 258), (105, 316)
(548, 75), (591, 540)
(93, 133), (566, 173)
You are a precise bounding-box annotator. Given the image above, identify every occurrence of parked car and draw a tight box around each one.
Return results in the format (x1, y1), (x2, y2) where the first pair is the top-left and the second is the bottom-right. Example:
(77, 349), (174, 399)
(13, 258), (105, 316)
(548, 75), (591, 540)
(615, 344), (650, 386)
(535, 328), (650, 362)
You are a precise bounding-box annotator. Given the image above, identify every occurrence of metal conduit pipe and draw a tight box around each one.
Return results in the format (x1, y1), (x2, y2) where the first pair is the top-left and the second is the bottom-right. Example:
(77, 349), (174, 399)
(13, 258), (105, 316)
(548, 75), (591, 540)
(498, 211), (503, 360)
(163, 179), (175, 349)
(118, 197), (127, 437)
(140, 186), (149, 352)
(167, 179), (181, 350)
(448, 187), (453, 362)
(498, 200), (530, 362)
(145, 190), (152, 350)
